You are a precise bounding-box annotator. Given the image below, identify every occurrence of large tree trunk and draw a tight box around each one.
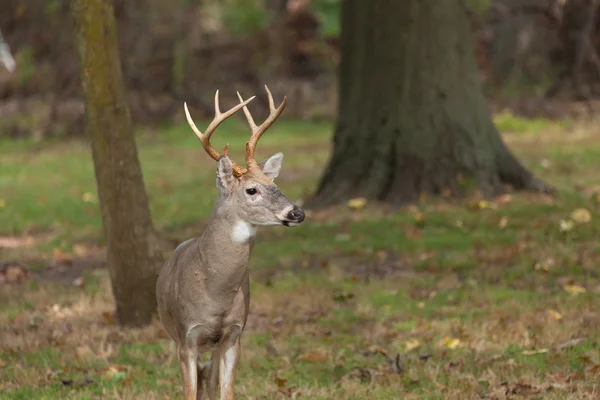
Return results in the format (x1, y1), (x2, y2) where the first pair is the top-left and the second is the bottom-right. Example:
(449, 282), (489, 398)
(72, 0), (163, 326)
(311, 0), (551, 206)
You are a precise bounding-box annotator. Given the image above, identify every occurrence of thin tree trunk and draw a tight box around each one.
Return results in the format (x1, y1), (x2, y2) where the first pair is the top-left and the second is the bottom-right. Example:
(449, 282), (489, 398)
(310, 0), (551, 207)
(72, 0), (163, 326)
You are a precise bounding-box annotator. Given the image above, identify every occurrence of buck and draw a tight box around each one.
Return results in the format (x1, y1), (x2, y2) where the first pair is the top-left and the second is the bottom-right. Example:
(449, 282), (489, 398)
(156, 86), (305, 399)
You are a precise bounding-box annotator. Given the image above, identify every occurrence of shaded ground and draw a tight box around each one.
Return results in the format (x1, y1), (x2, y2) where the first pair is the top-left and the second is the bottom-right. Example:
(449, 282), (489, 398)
(1, 115), (600, 399)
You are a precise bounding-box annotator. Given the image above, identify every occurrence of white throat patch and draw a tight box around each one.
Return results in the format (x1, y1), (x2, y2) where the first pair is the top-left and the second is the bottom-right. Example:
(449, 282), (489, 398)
(231, 221), (257, 243)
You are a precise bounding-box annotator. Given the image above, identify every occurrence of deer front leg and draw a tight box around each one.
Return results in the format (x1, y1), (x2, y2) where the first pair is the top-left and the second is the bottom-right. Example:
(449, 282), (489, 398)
(219, 337), (241, 400)
(178, 345), (199, 400)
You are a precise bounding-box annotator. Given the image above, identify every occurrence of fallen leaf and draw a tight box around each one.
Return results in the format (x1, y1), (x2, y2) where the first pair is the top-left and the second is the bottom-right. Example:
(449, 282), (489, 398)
(556, 337), (587, 350)
(564, 284), (586, 295)
(52, 249), (73, 267)
(2, 264), (29, 283)
(413, 213), (425, 227)
(546, 309), (563, 321)
(72, 276), (85, 288)
(467, 199), (496, 210)
(82, 192), (97, 203)
(105, 365), (128, 381)
(521, 348), (549, 356)
(102, 311), (115, 325)
(347, 197), (367, 210)
(494, 194), (512, 205)
(0, 359), (6, 367)
(588, 364), (600, 375)
(275, 375), (287, 389)
(440, 337), (461, 349)
(297, 349), (328, 363)
(498, 216), (508, 229)
(559, 219), (574, 232)
(404, 339), (421, 352)
(571, 208), (591, 224)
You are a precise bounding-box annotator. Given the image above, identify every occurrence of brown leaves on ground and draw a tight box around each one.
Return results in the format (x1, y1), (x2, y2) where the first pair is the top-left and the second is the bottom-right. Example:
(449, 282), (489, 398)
(0, 263), (29, 284)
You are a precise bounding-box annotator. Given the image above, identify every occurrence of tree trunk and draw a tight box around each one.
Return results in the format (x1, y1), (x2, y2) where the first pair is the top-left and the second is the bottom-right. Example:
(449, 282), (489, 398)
(311, 0), (551, 207)
(72, 0), (163, 326)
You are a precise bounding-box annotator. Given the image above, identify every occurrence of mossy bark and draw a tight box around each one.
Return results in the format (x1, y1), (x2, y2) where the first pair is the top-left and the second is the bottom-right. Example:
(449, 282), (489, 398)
(311, 0), (551, 207)
(72, 0), (162, 326)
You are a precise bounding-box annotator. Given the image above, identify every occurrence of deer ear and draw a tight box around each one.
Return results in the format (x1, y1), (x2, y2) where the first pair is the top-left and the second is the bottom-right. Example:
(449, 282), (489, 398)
(216, 156), (235, 190)
(258, 152), (283, 180)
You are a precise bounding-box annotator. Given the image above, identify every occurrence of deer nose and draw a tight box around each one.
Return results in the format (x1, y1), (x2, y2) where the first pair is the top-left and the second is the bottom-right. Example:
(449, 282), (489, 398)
(287, 207), (305, 223)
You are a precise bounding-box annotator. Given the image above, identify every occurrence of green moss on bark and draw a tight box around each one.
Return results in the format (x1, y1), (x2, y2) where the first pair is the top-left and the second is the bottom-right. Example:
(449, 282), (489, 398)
(311, 0), (551, 207)
(72, 0), (163, 326)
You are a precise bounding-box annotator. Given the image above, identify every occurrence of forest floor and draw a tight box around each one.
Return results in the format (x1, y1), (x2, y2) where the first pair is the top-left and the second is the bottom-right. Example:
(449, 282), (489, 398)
(1, 112), (600, 399)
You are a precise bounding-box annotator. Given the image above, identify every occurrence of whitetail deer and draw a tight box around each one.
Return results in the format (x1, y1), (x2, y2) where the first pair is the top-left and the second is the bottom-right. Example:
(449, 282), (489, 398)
(156, 86), (305, 399)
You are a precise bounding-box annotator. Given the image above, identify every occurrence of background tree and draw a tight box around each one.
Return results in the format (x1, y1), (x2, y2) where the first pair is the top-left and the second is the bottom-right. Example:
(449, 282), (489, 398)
(311, 0), (552, 206)
(72, 0), (163, 326)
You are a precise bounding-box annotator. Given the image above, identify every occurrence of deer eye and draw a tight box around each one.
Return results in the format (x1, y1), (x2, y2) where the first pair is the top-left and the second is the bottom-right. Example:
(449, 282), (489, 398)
(245, 188), (257, 195)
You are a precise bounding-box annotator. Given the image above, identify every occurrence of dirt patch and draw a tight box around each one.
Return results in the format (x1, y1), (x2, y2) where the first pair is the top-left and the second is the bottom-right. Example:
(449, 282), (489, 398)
(1, 255), (106, 286)
(254, 250), (414, 285)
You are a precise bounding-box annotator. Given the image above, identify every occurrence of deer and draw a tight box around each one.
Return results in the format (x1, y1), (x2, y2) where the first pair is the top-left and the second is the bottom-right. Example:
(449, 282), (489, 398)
(156, 86), (305, 400)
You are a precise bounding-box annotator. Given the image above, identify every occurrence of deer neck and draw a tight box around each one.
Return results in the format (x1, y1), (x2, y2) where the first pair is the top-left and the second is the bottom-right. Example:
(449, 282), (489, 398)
(198, 198), (257, 290)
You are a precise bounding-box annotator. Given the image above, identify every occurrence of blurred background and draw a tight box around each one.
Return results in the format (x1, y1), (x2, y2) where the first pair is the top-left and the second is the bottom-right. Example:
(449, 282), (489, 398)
(1, 0), (600, 138)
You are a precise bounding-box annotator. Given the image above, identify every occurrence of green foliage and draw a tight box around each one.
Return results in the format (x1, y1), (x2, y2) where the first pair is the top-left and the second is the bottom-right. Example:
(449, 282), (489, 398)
(311, 0), (341, 36)
(493, 110), (572, 134)
(221, 0), (268, 37)
(465, 0), (491, 15)
(16, 46), (35, 87)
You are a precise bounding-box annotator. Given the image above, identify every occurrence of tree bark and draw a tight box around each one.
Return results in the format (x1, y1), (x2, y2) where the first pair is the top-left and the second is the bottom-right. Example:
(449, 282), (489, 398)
(310, 0), (552, 207)
(72, 0), (163, 326)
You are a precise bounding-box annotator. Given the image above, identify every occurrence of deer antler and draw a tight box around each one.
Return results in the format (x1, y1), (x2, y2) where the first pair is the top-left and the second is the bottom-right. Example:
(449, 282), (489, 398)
(236, 85), (287, 171)
(184, 90), (256, 176)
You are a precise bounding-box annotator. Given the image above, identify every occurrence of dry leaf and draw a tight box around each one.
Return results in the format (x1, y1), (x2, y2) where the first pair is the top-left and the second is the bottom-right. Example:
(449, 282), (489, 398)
(571, 208), (592, 224)
(297, 349), (328, 363)
(559, 219), (574, 232)
(275, 375), (288, 389)
(467, 200), (496, 210)
(547, 309), (563, 321)
(564, 284), (586, 295)
(0, 359), (6, 368)
(3, 264), (29, 283)
(440, 337), (461, 349)
(495, 194), (512, 205)
(413, 213), (425, 227)
(82, 192), (97, 203)
(347, 197), (367, 210)
(404, 338), (421, 352)
(521, 348), (549, 356)
(52, 249), (73, 267)
(72, 276), (85, 288)
(587, 364), (600, 376)
(498, 216), (508, 229)
(102, 311), (115, 325)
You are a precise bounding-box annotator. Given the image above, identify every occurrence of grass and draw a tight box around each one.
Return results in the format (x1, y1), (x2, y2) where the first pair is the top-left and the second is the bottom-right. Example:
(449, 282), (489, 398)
(1, 114), (600, 399)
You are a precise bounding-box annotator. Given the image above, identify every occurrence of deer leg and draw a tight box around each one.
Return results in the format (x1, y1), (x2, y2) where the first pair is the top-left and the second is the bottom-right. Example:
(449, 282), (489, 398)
(202, 349), (220, 399)
(196, 356), (210, 400)
(219, 337), (241, 400)
(178, 344), (199, 400)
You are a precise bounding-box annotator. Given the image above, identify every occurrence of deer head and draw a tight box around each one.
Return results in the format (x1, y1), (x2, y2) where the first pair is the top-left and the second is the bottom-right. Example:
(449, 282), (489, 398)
(184, 86), (305, 231)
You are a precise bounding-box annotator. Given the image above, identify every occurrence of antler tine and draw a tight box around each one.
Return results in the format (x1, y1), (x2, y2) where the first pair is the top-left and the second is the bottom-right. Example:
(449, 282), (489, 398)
(237, 85), (287, 169)
(184, 91), (256, 176)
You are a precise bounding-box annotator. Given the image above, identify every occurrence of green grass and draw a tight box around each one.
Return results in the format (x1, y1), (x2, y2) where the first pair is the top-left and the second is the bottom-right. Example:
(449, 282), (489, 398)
(1, 116), (600, 399)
